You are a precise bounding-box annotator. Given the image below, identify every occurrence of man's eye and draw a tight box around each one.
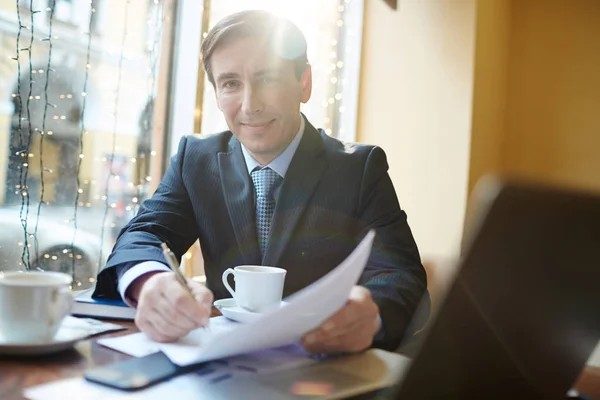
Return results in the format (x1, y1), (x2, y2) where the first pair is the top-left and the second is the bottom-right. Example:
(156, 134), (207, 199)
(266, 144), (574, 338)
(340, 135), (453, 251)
(223, 81), (240, 89)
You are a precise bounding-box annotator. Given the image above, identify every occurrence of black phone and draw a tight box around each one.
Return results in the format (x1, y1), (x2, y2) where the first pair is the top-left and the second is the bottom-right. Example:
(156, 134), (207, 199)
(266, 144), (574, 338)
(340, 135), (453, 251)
(84, 351), (199, 391)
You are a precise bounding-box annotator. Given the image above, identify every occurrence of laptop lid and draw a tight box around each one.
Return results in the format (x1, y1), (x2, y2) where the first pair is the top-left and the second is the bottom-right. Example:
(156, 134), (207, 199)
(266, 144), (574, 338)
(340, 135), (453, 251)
(389, 177), (600, 399)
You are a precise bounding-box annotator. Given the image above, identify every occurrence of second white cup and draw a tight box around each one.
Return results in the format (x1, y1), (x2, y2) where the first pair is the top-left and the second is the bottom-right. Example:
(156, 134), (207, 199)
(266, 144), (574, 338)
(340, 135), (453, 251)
(0, 271), (73, 344)
(222, 266), (286, 313)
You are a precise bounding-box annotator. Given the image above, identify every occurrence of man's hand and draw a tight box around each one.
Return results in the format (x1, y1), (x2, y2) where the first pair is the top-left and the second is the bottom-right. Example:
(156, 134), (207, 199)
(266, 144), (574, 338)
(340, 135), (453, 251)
(301, 285), (380, 354)
(133, 272), (214, 342)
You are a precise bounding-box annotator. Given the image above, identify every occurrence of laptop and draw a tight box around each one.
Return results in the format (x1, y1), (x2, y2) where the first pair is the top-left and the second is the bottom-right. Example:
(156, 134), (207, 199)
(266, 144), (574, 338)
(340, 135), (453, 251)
(378, 176), (600, 399)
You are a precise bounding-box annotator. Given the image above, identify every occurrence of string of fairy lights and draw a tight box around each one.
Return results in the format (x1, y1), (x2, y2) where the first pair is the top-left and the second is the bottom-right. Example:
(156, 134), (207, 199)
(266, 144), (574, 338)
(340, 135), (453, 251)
(327, 0), (348, 138)
(33, 0), (56, 266)
(13, 0), (27, 266)
(311, 0), (349, 139)
(8, 0), (166, 287)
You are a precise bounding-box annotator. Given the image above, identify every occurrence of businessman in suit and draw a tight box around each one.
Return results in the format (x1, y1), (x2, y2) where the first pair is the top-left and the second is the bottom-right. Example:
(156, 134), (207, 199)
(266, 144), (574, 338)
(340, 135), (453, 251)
(93, 10), (428, 354)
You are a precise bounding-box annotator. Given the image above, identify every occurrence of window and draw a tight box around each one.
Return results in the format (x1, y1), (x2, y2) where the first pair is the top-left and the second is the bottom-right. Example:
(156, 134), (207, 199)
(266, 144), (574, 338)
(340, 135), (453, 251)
(0, 0), (177, 289)
(0, 0), (364, 286)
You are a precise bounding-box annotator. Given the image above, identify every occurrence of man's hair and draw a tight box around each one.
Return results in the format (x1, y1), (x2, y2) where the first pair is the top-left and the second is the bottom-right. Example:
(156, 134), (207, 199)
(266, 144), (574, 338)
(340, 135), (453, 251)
(200, 10), (309, 87)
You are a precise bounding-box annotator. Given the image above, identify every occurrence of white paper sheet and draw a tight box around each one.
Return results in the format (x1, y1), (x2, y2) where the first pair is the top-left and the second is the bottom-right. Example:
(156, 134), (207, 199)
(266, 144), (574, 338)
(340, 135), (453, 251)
(97, 316), (239, 358)
(97, 332), (160, 358)
(159, 230), (375, 366)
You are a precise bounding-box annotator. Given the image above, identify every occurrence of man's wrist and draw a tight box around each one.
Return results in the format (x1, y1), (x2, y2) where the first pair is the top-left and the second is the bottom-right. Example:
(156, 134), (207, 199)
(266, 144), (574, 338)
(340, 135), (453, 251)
(125, 271), (166, 307)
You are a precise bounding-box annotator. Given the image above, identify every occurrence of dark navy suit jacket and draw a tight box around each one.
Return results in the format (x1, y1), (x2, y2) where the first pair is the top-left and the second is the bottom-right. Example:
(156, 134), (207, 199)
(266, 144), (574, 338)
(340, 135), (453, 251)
(93, 117), (428, 350)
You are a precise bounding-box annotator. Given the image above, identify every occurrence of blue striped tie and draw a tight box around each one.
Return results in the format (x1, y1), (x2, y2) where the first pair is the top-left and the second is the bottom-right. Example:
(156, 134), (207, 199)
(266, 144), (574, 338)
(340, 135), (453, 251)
(251, 167), (283, 256)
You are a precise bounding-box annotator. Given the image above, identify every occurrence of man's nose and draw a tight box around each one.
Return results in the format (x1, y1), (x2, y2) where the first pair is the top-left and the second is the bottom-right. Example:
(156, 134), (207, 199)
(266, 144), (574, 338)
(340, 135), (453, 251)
(241, 86), (264, 115)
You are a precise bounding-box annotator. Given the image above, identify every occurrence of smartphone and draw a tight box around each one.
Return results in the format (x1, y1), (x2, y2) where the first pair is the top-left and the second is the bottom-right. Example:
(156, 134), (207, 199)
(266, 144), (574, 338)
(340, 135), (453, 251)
(84, 351), (198, 391)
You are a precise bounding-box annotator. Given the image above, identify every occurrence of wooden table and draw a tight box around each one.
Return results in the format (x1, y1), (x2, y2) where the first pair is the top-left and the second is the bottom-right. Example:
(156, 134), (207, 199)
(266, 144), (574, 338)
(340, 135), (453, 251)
(1, 320), (599, 400)
(0, 321), (137, 400)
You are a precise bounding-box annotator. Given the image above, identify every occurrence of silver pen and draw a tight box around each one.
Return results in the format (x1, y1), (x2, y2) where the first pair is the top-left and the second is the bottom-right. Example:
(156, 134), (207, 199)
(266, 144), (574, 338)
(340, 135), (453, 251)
(161, 242), (211, 332)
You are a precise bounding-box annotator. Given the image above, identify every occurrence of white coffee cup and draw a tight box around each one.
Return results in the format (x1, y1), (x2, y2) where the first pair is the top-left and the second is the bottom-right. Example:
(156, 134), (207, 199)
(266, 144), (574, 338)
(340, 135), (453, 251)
(0, 271), (73, 344)
(222, 266), (287, 313)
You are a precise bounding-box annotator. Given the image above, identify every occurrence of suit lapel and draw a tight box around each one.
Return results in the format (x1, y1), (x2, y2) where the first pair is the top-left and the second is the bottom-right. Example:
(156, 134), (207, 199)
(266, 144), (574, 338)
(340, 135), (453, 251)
(263, 120), (327, 266)
(218, 138), (261, 265)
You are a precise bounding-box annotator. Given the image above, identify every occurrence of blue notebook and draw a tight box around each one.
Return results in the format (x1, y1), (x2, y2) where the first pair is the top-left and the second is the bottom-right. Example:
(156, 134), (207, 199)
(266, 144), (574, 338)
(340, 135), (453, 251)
(72, 288), (136, 321)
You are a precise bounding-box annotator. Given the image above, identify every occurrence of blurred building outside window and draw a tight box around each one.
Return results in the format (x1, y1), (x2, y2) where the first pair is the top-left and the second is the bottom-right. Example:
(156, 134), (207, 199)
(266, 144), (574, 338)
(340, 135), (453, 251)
(0, 0), (177, 289)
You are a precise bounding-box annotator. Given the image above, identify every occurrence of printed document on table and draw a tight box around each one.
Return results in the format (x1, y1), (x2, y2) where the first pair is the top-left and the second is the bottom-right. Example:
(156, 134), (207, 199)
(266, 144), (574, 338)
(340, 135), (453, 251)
(97, 316), (239, 358)
(158, 230), (375, 366)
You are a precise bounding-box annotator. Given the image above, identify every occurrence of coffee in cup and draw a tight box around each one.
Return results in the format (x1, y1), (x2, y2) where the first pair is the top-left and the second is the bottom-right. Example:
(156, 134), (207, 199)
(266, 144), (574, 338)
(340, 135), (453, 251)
(222, 266), (286, 312)
(0, 271), (73, 344)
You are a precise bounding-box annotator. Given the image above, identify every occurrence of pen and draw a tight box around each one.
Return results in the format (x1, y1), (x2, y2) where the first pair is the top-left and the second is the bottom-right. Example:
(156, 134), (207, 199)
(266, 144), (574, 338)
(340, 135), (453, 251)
(161, 242), (211, 332)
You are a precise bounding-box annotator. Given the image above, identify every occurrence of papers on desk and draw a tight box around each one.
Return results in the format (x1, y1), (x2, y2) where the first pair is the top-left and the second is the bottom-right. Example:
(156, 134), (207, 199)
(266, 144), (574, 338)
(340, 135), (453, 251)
(24, 344), (317, 400)
(97, 316), (240, 358)
(63, 316), (127, 337)
(99, 230), (375, 366)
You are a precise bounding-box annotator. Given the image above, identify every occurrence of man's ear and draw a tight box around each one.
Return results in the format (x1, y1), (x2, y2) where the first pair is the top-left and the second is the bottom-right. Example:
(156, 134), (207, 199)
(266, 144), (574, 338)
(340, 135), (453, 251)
(300, 65), (312, 104)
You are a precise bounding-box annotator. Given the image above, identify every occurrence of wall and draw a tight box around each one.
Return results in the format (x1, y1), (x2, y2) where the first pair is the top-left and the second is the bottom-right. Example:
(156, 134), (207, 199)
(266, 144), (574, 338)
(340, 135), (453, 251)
(503, 0), (600, 193)
(467, 0), (511, 194)
(357, 0), (477, 260)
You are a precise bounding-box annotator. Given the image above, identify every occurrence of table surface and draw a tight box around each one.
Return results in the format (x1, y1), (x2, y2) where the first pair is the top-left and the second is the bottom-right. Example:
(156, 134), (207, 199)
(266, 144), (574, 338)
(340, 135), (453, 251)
(1, 318), (599, 400)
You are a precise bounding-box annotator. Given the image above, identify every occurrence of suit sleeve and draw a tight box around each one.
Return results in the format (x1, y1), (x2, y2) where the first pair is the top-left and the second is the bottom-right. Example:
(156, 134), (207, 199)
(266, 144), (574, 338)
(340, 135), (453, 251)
(356, 146), (429, 351)
(92, 136), (199, 299)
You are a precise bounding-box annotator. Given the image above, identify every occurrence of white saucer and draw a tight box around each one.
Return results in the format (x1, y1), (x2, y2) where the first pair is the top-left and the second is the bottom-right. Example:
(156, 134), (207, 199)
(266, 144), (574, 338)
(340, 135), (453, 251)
(214, 298), (287, 323)
(0, 320), (90, 357)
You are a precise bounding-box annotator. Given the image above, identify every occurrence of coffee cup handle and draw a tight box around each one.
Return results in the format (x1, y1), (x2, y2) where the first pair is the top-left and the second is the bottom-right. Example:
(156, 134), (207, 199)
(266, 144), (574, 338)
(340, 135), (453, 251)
(222, 268), (237, 300)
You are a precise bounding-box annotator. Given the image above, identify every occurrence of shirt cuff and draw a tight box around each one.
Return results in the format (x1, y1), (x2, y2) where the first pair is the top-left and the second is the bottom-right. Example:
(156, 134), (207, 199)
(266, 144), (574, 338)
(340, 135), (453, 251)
(118, 261), (170, 307)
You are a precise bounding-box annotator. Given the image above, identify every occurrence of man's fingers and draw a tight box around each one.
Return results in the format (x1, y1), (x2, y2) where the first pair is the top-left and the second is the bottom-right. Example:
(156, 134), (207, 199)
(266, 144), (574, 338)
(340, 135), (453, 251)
(301, 322), (375, 354)
(300, 286), (380, 355)
(304, 315), (376, 344)
(138, 279), (199, 331)
(135, 298), (187, 342)
(135, 272), (215, 341)
(153, 297), (200, 331)
(141, 317), (188, 343)
(307, 286), (379, 339)
(348, 285), (372, 302)
(161, 277), (212, 323)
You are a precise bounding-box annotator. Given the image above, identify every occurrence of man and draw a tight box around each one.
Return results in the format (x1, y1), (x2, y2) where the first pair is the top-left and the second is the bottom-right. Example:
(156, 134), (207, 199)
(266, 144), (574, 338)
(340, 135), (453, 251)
(93, 10), (428, 354)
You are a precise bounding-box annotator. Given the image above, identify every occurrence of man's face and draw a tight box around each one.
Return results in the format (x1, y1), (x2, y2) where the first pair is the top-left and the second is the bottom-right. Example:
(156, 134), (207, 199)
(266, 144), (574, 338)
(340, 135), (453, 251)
(210, 37), (312, 164)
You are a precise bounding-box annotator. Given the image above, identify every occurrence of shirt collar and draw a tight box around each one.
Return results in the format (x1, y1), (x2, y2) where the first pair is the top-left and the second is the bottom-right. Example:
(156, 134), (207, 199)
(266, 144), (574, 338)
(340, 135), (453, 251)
(241, 115), (305, 178)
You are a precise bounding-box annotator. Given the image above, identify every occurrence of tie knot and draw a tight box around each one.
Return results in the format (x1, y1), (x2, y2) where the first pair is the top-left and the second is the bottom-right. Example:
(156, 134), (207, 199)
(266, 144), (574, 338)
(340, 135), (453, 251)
(251, 167), (282, 199)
